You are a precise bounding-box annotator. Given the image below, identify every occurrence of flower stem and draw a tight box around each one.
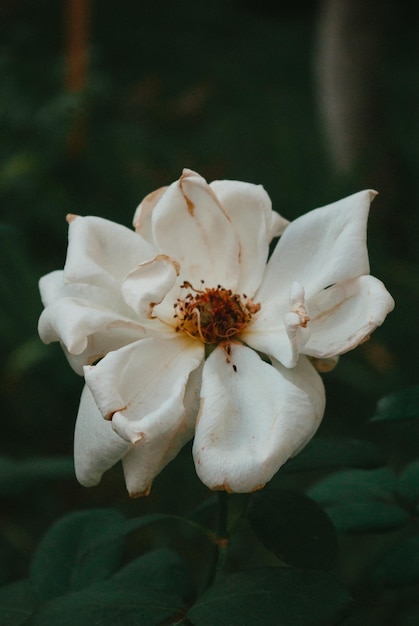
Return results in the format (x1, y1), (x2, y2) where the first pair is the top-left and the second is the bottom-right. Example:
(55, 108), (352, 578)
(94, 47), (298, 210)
(202, 491), (229, 592)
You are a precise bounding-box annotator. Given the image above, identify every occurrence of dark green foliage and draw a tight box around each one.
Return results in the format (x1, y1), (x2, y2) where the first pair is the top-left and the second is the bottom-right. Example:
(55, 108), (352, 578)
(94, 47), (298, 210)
(111, 548), (194, 602)
(283, 436), (384, 473)
(308, 468), (410, 532)
(1, 507), (351, 625)
(0, 579), (38, 626)
(29, 509), (126, 601)
(397, 461), (419, 510)
(24, 583), (185, 626)
(188, 567), (353, 626)
(371, 537), (419, 588)
(0, 511), (193, 625)
(0, 457), (74, 496)
(371, 387), (419, 423)
(247, 488), (338, 569)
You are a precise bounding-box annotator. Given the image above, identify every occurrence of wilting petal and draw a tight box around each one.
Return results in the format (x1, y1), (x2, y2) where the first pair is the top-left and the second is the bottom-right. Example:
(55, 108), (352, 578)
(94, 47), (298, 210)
(304, 275), (395, 358)
(257, 190), (375, 304)
(132, 186), (168, 243)
(151, 169), (240, 288)
(121, 363), (203, 497)
(209, 179), (272, 296)
(64, 216), (155, 291)
(193, 344), (324, 493)
(74, 385), (130, 487)
(84, 336), (204, 445)
(121, 255), (179, 333)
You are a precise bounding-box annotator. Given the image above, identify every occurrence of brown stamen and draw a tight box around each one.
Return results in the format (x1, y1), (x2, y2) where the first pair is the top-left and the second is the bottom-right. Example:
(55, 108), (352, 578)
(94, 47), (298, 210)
(174, 283), (260, 345)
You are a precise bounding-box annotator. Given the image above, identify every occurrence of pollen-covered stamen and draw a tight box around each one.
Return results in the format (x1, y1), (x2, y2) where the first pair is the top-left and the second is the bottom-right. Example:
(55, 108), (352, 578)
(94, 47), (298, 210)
(174, 282), (260, 344)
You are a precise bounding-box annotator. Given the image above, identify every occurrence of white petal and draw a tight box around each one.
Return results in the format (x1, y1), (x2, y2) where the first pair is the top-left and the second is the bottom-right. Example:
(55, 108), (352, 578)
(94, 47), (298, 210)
(38, 297), (143, 355)
(74, 385), (130, 487)
(242, 317), (307, 369)
(257, 190), (375, 304)
(121, 363), (203, 497)
(40, 269), (140, 316)
(132, 186), (168, 243)
(39, 270), (66, 306)
(303, 275), (395, 358)
(270, 211), (289, 239)
(64, 215), (155, 291)
(38, 271), (144, 373)
(209, 179), (272, 296)
(84, 336), (204, 444)
(242, 281), (310, 368)
(151, 169), (240, 288)
(192, 344), (324, 493)
(121, 254), (179, 333)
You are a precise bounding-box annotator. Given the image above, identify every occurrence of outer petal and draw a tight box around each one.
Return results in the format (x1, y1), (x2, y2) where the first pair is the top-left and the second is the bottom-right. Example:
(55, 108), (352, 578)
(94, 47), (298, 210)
(271, 355), (326, 456)
(74, 385), (131, 487)
(121, 363), (203, 497)
(39, 270), (67, 307)
(38, 271), (144, 374)
(64, 215), (155, 291)
(84, 336), (204, 445)
(257, 190), (375, 305)
(150, 169), (240, 289)
(193, 344), (325, 493)
(303, 275), (395, 358)
(39, 296), (143, 355)
(132, 186), (168, 243)
(209, 179), (272, 296)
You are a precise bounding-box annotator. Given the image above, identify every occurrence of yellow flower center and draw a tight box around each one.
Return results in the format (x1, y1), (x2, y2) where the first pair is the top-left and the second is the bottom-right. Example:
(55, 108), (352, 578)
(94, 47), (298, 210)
(174, 281), (260, 345)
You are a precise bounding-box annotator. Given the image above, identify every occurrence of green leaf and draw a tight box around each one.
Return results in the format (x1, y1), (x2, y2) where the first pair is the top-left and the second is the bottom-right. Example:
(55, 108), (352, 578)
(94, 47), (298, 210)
(370, 387), (419, 422)
(325, 501), (409, 532)
(0, 579), (38, 625)
(112, 548), (194, 602)
(397, 461), (419, 508)
(371, 536), (419, 587)
(29, 509), (125, 602)
(308, 468), (396, 504)
(24, 582), (185, 626)
(188, 567), (353, 626)
(0, 456), (74, 495)
(308, 468), (409, 533)
(247, 488), (338, 569)
(83, 512), (212, 557)
(283, 436), (384, 473)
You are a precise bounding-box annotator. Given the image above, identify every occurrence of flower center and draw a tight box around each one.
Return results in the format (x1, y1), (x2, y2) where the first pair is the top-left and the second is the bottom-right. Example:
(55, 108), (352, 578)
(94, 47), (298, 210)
(174, 281), (260, 344)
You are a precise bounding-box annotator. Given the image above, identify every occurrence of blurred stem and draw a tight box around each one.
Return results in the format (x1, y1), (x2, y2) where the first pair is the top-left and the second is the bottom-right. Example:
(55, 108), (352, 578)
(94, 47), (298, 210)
(202, 491), (229, 592)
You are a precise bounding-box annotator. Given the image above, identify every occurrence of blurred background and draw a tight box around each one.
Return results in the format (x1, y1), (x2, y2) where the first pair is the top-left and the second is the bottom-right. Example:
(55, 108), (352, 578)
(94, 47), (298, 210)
(0, 0), (418, 620)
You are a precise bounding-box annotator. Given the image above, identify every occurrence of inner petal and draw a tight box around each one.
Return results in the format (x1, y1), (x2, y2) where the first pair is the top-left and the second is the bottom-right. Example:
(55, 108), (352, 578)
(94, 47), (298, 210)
(242, 281), (310, 368)
(150, 169), (241, 289)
